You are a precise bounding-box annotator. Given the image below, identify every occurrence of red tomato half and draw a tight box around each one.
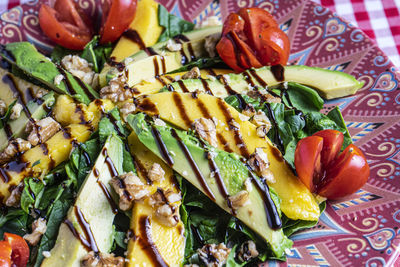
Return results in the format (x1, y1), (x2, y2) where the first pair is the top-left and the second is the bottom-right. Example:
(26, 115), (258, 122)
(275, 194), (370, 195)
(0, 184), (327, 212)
(39, 0), (137, 49)
(100, 0), (138, 44)
(216, 7), (290, 72)
(0, 241), (12, 267)
(295, 130), (370, 200)
(3, 233), (29, 267)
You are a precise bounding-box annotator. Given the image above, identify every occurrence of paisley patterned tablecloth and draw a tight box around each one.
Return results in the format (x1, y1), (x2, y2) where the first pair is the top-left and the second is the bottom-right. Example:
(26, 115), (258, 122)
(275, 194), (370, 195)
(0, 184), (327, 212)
(0, 0), (399, 266)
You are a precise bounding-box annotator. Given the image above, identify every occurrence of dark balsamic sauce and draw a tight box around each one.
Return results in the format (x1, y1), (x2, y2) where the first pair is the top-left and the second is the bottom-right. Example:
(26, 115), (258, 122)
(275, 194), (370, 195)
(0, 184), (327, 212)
(123, 29), (159, 56)
(138, 216), (169, 267)
(170, 129), (215, 201)
(172, 92), (191, 127)
(247, 169), (282, 230)
(264, 104), (284, 152)
(97, 181), (118, 214)
(151, 126), (174, 166)
(136, 97), (159, 115)
(133, 156), (152, 185)
(270, 64), (285, 82)
(248, 69), (268, 88)
(217, 74), (237, 95)
(199, 78), (214, 95)
(102, 148), (119, 177)
(177, 80), (189, 93)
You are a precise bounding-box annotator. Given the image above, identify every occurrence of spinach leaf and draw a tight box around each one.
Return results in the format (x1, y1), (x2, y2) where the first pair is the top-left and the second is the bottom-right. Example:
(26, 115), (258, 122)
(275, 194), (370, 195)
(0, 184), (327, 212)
(0, 99), (17, 129)
(0, 208), (28, 237)
(33, 196), (74, 267)
(20, 178), (45, 213)
(327, 106), (352, 149)
(50, 46), (79, 64)
(81, 36), (113, 73)
(157, 4), (195, 42)
(167, 58), (226, 73)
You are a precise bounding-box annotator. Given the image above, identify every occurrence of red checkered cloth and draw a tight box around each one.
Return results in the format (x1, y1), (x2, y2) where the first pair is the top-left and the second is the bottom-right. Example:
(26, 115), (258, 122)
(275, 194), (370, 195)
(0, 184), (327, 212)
(1, 0), (400, 65)
(312, 0), (400, 67)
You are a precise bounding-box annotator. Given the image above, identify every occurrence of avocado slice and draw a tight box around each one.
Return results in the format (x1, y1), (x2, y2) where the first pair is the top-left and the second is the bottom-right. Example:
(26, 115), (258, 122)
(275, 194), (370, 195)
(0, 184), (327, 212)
(41, 134), (123, 266)
(0, 69), (55, 151)
(100, 26), (222, 87)
(127, 113), (292, 258)
(164, 65), (364, 99)
(0, 42), (99, 105)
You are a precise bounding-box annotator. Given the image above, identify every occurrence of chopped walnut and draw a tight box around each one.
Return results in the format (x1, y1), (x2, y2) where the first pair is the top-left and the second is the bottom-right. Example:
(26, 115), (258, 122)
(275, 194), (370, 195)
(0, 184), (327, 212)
(0, 99), (6, 116)
(247, 148), (275, 183)
(120, 102), (136, 120)
(166, 39), (182, 52)
(100, 73), (133, 103)
(10, 103), (23, 120)
(0, 138), (31, 164)
(54, 74), (64, 85)
(110, 172), (149, 211)
(33, 88), (48, 99)
(5, 182), (24, 207)
(61, 55), (95, 86)
(24, 218), (47, 246)
(81, 251), (125, 267)
(204, 33), (221, 58)
(148, 163), (165, 182)
(155, 204), (179, 227)
(228, 190), (250, 209)
(181, 67), (201, 80)
(198, 243), (231, 267)
(251, 111), (271, 137)
(194, 118), (218, 147)
(237, 241), (259, 262)
(242, 105), (256, 117)
(27, 117), (61, 146)
(247, 89), (281, 103)
(149, 188), (181, 206)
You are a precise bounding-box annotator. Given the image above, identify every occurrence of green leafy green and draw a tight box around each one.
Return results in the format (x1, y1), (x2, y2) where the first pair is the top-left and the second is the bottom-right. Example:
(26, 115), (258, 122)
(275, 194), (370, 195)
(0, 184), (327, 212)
(50, 46), (79, 64)
(157, 4), (195, 42)
(81, 36), (113, 73)
(0, 208), (28, 237)
(0, 99), (17, 129)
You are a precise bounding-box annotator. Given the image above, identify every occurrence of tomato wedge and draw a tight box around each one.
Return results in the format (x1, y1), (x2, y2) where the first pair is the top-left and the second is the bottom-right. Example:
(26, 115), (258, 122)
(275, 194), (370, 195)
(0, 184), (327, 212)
(294, 130), (370, 200)
(39, 0), (137, 49)
(3, 233), (29, 267)
(0, 241), (12, 267)
(99, 0), (138, 44)
(216, 7), (290, 72)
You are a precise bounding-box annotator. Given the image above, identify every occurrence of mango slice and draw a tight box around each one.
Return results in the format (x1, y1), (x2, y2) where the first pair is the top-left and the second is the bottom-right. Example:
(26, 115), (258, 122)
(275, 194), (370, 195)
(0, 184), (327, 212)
(135, 92), (320, 221)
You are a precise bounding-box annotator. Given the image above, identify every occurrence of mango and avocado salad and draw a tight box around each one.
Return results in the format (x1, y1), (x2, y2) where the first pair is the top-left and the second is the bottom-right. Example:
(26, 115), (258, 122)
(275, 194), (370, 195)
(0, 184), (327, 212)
(0, 1), (363, 266)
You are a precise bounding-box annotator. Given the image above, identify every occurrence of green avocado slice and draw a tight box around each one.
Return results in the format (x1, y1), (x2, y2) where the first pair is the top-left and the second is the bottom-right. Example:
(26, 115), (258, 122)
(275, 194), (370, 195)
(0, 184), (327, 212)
(163, 65), (364, 100)
(99, 26), (222, 87)
(41, 134), (123, 266)
(0, 42), (99, 105)
(127, 113), (292, 258)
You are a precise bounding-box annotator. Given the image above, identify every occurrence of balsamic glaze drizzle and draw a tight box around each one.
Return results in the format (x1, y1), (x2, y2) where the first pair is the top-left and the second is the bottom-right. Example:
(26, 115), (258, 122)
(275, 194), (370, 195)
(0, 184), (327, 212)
(151, 126), (174, 166)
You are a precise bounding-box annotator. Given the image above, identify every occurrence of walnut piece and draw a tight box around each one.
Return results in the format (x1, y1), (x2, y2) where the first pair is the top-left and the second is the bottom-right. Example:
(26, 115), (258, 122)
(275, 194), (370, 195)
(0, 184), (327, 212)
(155, 204), (179, 227)
(237, 240), (259, 262)
(242, 105), (256, 117)
(0, 138), (31, 164)
(251, 111), (271, 137)
(27, 117), (61, 146)
(166, 39), (182, 52)
(181, 67), (201, 80)
(148, 163), (165, 182)
(228, 190), (250, 209)
(198, 243), (231, 267)
(194, 118), (218, 147)
(61, 55), (95, 86)
(247, 89), (281, 103)
(24, 218), (47, 246)
(33, 88), (48, 99)
(10, 103), (23, 120)
(100, 73), (133, 103)
(5, 182), (24, 207)
(204, 33), (221, 58)
(120, 102), (136, 120)
(148, 188), (181, 227)
(149, 188), (181, 207)
(81, 251), (125, 267)
(247, 148), (275, 183)
(110, 172), (149, 211)
(0, 99), (6, 116)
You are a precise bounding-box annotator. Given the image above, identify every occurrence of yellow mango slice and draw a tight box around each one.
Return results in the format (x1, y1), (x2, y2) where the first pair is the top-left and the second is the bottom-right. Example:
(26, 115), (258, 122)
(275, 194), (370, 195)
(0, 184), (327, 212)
(131, 69), (232, 96)
(135, 92), (320, 221)
(127, 132), (185, 266)
(0, 124), (92, 201)
(111, 0), (163, 62)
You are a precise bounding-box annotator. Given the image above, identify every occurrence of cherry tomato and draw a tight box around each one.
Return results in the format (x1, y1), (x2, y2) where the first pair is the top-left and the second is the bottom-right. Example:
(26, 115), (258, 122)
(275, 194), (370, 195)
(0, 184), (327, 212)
(294, 130), (370, 200)
(0, 241), (12, 267)
(216, 7), (290, 72)
(99, 0), (138, 44)
(3, 233), (29, 267)
(39, 0), (137, 49)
